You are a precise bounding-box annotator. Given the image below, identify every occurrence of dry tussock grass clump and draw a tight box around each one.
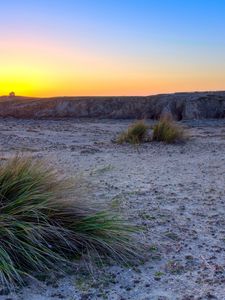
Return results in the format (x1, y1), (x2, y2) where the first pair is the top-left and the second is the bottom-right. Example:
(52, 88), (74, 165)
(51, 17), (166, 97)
(116, 120), (149, 144)
(0, 157), (138, 289)
(152, 114), (186, 143)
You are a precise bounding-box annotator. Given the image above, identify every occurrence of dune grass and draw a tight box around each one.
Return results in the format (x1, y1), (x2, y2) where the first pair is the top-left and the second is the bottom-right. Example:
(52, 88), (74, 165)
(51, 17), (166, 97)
(152, 114), (185, 143)
(0, 157), (138, 289)
(116, 120), (149, 144)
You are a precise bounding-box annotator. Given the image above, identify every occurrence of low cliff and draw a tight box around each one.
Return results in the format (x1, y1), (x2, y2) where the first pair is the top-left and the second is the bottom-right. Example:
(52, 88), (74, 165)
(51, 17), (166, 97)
(0, 91), (225, 120)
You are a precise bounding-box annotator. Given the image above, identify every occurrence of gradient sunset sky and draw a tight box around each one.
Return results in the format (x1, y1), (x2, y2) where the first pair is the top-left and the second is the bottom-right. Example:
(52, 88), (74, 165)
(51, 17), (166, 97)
(1, 0), (225, 97)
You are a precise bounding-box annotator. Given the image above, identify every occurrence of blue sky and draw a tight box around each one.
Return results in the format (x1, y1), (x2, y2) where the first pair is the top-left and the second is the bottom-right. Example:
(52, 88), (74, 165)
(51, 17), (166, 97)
(1, 0), (225, 96)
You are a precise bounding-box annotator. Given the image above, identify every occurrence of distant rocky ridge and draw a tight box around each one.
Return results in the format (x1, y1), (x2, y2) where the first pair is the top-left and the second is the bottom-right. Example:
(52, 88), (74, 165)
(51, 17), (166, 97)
(0, 91), (225, 120)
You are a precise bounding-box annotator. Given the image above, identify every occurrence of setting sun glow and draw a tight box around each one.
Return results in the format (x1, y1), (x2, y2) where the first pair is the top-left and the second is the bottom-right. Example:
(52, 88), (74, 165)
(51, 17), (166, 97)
(1, 1), (225, 97)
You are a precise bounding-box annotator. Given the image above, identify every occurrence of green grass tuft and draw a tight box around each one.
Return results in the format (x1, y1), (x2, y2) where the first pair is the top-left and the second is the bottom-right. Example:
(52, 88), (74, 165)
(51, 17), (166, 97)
(152, 114), (185, 143)
(116, 120), (149, 144)
(0, 157), (138, 289)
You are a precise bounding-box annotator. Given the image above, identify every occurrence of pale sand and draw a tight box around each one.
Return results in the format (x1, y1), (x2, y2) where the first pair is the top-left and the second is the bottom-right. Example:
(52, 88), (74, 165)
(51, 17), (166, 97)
(0, 118), (224, 300)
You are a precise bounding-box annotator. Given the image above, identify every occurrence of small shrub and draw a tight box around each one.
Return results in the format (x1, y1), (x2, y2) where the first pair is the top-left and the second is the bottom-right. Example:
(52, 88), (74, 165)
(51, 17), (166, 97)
(152, 114), (185, 143)
(0, 157), (138, 289)
(117, 120), (149, 144)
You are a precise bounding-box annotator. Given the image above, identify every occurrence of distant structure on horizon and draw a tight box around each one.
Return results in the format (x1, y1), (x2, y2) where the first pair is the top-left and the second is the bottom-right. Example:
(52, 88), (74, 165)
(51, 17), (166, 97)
(9, 92), (15, 97)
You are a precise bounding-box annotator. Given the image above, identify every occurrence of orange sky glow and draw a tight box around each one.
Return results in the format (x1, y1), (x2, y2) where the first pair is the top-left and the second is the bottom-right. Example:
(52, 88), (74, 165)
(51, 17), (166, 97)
(1, 1), (225, 97)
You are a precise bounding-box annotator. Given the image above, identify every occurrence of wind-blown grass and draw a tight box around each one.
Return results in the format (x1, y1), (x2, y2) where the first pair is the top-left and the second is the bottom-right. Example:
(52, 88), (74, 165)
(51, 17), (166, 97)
(0, 157), (137, 289)
(116, 120), (149, 144)
(152, 114), (185, 143)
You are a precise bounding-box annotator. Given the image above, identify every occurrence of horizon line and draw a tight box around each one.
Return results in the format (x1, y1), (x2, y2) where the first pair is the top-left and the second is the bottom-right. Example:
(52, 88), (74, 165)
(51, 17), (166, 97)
(1, 89), (225, 99)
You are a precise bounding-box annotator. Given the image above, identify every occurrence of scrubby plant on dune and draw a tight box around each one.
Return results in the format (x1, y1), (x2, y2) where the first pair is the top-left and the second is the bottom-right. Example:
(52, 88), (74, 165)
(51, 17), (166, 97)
(0, 157), (137, 289)
(116, 120), (149, 144)
(152, 114), (185, 143)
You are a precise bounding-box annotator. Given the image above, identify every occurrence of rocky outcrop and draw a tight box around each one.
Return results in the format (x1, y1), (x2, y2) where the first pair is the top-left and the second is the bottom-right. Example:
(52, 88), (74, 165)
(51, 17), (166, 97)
(0, 91), (225, 120)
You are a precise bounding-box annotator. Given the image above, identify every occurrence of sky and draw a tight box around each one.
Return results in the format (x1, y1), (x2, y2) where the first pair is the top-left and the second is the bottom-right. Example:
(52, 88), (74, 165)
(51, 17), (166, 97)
(0, 0), (225, 97)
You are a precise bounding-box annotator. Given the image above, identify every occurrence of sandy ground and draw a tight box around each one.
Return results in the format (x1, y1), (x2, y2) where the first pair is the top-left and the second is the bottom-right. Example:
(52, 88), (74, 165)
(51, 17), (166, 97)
(0, 118), (225, 300)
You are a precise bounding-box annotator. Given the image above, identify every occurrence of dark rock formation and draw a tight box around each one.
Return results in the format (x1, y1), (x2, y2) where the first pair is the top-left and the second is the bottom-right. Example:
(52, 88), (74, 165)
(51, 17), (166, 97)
(0, 91), (225, 120)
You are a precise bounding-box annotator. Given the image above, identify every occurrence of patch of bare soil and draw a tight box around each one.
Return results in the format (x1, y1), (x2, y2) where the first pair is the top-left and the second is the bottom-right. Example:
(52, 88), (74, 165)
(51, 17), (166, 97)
(0, 118), (224, 300)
